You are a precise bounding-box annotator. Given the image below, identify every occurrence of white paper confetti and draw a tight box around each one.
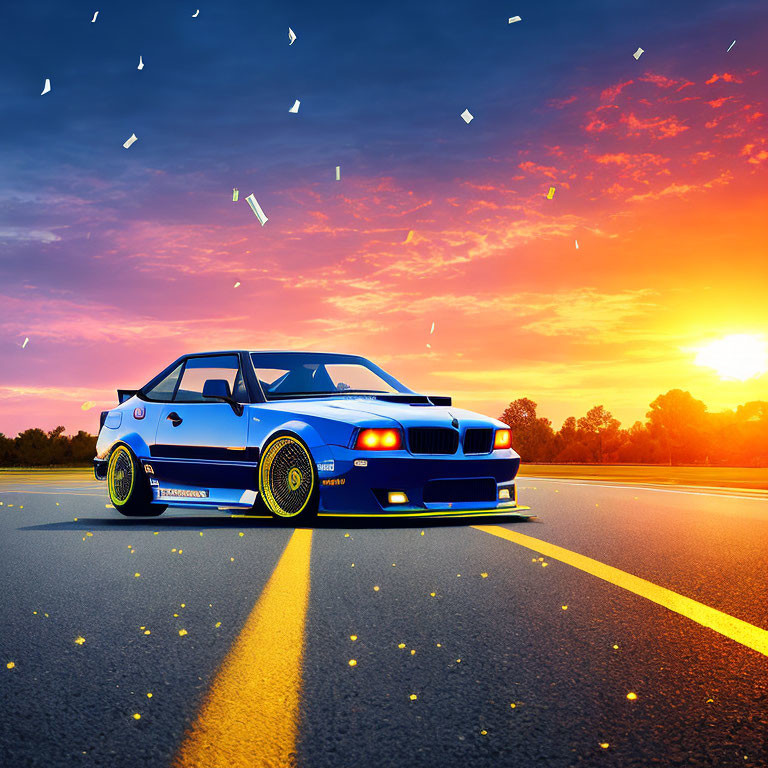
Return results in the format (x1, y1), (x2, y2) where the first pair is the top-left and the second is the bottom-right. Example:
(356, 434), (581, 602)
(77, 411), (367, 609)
(138, 55), (144, 70)
(632, 47), (644, 60)
(727, 40), (736, 53)
(289, 99), (300, 113)
(91, 11), (99, 23)
(335, 165), (341, 181)
(232, 188), (239, 202)
(461, 109), (473, 124)
(22, 337), (29, 349)
(508, 16), (521, 23)
(288, 27), (297, 45)
(575, 239), (579, 249)
(245, 194), (268, 225)
(430, 322), (435, 334)
(233, 281), (241, 288)
(123, 133), (138, 149)
(192, 9), (199, 17)
(41, 78), (51, 95)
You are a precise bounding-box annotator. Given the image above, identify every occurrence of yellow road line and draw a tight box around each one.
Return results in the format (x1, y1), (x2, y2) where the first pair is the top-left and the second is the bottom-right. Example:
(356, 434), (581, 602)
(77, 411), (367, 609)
(473, 525), (768, 657)
(174, 529), (313, 768)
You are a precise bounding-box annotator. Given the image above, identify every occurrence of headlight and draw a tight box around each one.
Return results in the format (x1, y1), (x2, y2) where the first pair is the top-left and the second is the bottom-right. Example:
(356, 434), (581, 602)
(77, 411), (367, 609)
(354, 428), (403, 450)
(493, 429), (512, 449)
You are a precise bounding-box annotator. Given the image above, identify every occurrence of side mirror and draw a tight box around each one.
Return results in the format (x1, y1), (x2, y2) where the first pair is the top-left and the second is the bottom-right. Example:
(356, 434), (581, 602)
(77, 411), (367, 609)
(202, 379), (243, 416)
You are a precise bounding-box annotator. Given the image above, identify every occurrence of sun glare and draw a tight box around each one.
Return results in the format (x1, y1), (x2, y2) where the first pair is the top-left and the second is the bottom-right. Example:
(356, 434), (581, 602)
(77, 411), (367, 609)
(694, 334), (768, 381)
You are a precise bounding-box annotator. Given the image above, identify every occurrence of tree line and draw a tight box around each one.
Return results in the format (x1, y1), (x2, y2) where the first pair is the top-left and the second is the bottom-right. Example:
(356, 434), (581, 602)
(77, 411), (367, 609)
(499, 389), (768, 466)
(0, 427), (96, 467)
(1, 388), (766, 466)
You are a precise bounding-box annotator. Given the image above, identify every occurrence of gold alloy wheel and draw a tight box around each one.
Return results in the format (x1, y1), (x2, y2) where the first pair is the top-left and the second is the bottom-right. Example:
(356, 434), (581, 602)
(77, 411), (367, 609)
(107, 445), (135, 507)
(258, 436), (315, 517)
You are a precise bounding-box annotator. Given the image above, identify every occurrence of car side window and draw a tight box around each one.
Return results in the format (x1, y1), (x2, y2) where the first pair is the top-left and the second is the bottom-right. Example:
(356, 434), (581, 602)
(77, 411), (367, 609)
(143, 363), (183, 402)
(175, 355), (240, 403)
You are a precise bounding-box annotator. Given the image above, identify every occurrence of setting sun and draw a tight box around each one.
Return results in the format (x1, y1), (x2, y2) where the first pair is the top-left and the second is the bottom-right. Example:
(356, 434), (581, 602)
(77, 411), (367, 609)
(694, 335), (768, 382)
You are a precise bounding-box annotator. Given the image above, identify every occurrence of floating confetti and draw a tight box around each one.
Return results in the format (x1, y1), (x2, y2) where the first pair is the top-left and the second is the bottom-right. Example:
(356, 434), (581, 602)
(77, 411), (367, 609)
(143, 630), (150, 635)
(510, 702), (517, 708)
(344, 533), (350, 538)
(546, 186), (555, 200)
(199, 532), (204, 537)
(426, 343), (431, 348)
(22, 337), (29, 348)
(350, 635), (357, 641)
(575, 239), (579, 249)
(289, 99), (300, 113)
(91, 11), (99, 22)
(123, 133), (138, 149)
(420, 531), (425, 536)
(541, 562), (548, 567)
(230, 557), (234, 562)
(613, 644), (619, 649)
(460, 108), (474, 124)
(239, 532), (244, 537)
(409, 694), (418, 701)
(398, 643), (406, 649)
(134, 573), (140, 578)
(405, 230), (415, 243)
(6, 662), (15, 669)
(480, 730), (488, 735)
(215, 621), (221, 628)
(192, 9), (199, 17)
(430, 321), (435, 334)
(146, 692), (153, 698)
(233, 281), (241, 288)
(74, 636), (85, 645)
(562, 605), (568, 610)
(41, 78), (51, 95)
(245, 194), (268, 225)
(508, 15), (521, 23)
(178, 629), (188, 637)
(481, 572), (488, 578)
(288, 27), (297, 45)
(626, 692), (637, 700)
(133, 713), (141, 720)
(430, 592), (436, 597)
(138, 55), (144, 70)
(335, 165), (341, 181)
(632, 47), (644, 60)
(81, 401), (96, 411)
(727, 40), (736, 52)
(232, 188), (239, 202)
(373, 585), (380, 592)
(410, 649), (415, 655)
(348, 659), (357, 667)
(599, 742), (610, 749)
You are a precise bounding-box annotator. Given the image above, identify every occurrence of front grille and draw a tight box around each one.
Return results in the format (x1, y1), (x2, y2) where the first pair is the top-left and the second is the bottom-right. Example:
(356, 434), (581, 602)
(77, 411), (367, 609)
(407, 427), (459, 455)
(463, 428), (492, 454)
(423, 478), (497, 503)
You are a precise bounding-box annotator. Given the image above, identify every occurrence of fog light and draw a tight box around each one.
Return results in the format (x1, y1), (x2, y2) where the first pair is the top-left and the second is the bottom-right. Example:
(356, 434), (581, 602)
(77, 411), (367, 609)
(499, 488), (511, 500)
(388, 491), (408, 505)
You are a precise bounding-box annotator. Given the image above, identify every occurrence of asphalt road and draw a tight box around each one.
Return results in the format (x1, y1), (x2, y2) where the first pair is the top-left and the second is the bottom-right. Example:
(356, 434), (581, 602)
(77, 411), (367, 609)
(1, 470), (767, 768)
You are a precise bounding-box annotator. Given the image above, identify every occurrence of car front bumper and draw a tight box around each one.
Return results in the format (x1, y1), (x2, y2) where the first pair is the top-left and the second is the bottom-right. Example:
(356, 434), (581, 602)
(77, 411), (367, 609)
(315, 447), (530, 516)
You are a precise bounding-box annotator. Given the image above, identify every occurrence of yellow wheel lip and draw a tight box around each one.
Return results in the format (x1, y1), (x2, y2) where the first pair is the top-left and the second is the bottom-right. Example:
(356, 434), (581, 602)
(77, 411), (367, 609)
(258, 435), (315, 518)
(107, 445), (135, 507)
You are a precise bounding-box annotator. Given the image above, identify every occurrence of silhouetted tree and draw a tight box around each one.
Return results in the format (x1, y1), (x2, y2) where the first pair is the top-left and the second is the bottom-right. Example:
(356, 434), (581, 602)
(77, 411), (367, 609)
(498, 398), (555, 462)
(646, 390), (708, 465)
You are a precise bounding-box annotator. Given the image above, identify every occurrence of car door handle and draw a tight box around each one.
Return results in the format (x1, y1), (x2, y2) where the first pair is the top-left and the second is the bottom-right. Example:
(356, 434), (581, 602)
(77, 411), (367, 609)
(167, 412), (183, 427)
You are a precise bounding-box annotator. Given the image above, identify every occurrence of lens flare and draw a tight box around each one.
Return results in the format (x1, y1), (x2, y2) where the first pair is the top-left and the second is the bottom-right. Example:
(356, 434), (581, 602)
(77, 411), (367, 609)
(693, 334), (768, 381)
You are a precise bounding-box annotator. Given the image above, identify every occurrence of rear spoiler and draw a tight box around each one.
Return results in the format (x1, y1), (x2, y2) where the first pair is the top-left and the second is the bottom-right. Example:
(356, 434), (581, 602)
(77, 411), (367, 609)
(117, 389), (138, 404)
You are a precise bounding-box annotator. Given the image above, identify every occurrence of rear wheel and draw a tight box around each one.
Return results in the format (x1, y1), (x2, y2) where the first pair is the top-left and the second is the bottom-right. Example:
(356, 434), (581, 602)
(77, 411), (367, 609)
(107, 445), (166, 517)
(258, 435), (317, 521)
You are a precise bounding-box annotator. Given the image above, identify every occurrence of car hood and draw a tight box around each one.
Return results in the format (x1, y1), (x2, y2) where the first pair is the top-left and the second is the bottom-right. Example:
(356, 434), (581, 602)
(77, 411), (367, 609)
(267, 396), (504, 430)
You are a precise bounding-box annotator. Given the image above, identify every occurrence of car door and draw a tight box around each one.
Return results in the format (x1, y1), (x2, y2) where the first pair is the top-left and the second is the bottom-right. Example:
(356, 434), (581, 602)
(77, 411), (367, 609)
(151, 354), (254, 500)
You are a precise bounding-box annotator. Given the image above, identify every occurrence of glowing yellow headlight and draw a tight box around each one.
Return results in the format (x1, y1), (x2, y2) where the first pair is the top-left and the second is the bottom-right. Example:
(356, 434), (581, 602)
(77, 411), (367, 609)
(388, 492), (408, 505)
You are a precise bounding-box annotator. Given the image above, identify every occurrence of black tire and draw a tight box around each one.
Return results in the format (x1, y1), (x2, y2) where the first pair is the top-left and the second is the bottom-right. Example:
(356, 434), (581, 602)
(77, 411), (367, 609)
(257, 434), (318, 522)
(107, 444), (166, 517)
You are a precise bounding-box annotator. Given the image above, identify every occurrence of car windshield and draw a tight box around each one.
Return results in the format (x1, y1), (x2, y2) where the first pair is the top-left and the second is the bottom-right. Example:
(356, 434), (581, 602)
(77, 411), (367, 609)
(250, 352), (407, 400)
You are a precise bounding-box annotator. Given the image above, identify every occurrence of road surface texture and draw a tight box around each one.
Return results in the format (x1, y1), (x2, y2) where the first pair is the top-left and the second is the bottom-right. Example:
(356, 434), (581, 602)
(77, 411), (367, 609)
(1, 469), (767, 768)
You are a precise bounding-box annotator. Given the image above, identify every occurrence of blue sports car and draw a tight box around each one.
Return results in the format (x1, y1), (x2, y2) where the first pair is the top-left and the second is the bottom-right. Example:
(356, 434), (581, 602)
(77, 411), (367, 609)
(94, 351), (530, 521)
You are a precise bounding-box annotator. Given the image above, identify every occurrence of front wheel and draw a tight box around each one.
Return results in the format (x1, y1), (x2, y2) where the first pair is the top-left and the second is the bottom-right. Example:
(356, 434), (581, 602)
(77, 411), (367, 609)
(257, 434), (317, 521)
(107, 445), (166, 517)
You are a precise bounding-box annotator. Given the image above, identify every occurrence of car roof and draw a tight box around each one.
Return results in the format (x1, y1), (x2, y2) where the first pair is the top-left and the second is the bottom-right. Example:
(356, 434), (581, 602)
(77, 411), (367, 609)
(181, 350), (364, 357)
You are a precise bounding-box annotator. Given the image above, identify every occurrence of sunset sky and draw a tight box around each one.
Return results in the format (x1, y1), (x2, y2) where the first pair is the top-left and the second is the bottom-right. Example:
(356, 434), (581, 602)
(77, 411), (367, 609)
(1, 0), (767, 437)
